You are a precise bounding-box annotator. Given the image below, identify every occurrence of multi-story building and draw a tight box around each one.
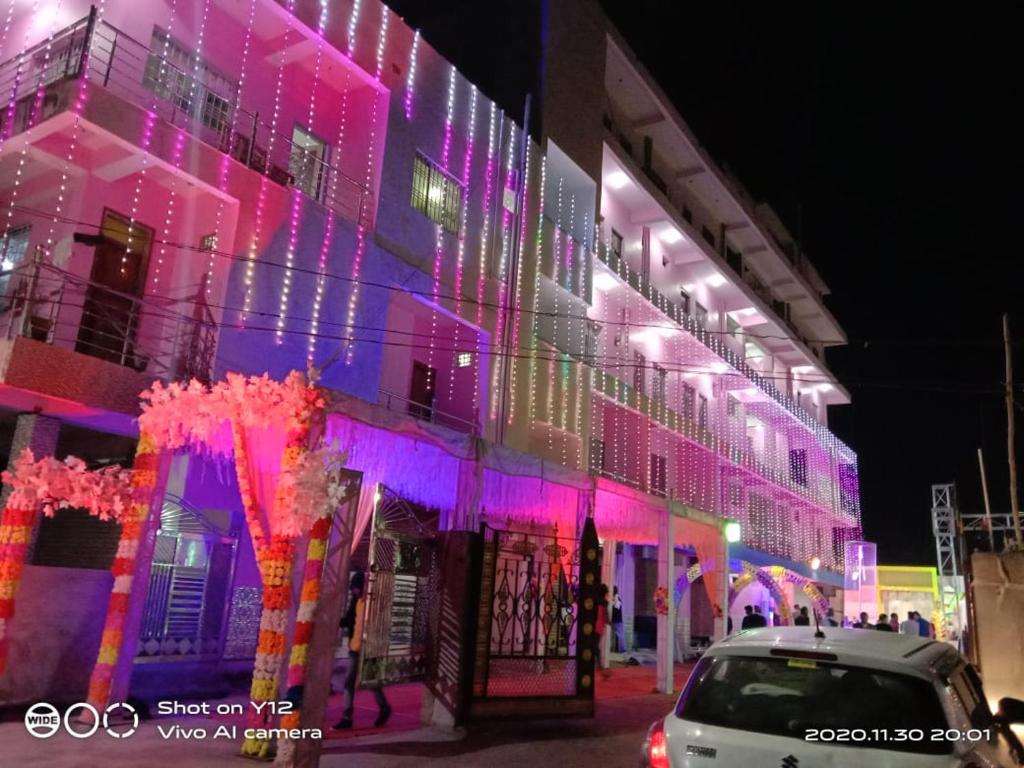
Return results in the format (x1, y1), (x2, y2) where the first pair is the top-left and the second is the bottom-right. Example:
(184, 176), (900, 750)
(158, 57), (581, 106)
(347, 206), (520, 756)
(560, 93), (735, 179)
(0, 0), (859, 704)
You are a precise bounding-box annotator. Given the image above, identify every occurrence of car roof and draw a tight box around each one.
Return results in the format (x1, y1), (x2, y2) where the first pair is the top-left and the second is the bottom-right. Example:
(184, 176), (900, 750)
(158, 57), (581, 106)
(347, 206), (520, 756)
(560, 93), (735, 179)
(709, 627), (959, 677)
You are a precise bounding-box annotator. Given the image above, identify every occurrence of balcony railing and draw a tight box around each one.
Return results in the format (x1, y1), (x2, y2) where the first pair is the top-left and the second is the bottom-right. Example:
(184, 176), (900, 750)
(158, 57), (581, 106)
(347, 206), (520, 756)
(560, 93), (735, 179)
(2, 255), (216, 383)
(0, 12), (370, 226)
(378, 388), (479, 436)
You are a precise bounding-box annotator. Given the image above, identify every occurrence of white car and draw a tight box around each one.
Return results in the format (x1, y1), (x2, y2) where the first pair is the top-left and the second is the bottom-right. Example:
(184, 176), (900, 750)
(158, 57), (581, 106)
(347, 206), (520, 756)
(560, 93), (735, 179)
(643, 627), (1024, 767)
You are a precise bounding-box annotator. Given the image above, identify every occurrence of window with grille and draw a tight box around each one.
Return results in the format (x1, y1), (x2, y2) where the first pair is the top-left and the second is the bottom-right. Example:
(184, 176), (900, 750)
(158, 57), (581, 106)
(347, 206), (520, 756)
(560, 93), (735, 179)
(411, 153), (463, 234)
(653, 364), (667, 402)
(143, 28), (237, 137)
(288, 125), (329, 200)
(698, 394), (708, 430)
(681, 382), (696, 421)
(610, 229), (623, 259)
(694, 302), (708, 329)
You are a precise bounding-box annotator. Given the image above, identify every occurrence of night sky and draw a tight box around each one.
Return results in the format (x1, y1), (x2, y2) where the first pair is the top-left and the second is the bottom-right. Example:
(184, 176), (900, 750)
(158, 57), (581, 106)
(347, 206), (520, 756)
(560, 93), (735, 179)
(386, 1), (1024, 565)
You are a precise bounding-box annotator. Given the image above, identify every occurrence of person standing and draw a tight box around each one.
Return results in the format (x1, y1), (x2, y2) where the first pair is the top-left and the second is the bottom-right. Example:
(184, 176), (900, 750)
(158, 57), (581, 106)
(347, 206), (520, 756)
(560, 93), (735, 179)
(915, 611), (931, 638)
(900, 611), (920, 635)
(596, 584), (611, 678)
(889, 613), (900, 631)
(825, 608), (839, 627)
(740, 605), (756, 630)
(611, 586), (625, 652)
(875, 613), (894, 631)
(794, 607), (811, 626)
(750, 605), (768, 628)
(853, 611), (872, 629)
(334, 572), (391, 730)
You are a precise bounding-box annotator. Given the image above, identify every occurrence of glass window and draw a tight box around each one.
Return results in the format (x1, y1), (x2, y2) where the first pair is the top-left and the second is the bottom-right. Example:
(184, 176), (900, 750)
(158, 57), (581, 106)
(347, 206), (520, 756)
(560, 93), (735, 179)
(1, 225), (31, 308)
(694, 302), (708, 329)
(143, 28), (237, 137)
(698, 394), (708, 430)
(289, 125), (329, 200)
(633, 350), (645, 394)
(411, 154), (463, 234)
(681, 382), (696, 421)
(610, 229), (623, 259)
(653, 364), (667, 402)
(677, 655), (951, 755)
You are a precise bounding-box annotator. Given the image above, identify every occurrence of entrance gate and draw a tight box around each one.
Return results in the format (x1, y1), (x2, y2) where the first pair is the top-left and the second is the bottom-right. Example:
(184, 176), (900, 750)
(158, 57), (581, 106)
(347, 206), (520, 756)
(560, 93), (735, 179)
(470, 518), (600, 718)
(359, 486), (439, 688)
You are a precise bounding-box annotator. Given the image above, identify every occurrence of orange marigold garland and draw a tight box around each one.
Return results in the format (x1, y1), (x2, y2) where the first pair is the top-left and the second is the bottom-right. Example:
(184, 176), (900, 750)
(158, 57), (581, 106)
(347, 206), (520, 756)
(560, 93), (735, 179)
(86, 432), (161, 710)
(0, 504), (37, 674)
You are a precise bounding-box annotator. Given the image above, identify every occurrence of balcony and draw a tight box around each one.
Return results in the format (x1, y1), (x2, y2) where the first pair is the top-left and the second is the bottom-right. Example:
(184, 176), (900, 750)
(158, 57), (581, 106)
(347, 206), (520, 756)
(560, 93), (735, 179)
(2, 257), (216, 392)
(0, 13), (371, 227)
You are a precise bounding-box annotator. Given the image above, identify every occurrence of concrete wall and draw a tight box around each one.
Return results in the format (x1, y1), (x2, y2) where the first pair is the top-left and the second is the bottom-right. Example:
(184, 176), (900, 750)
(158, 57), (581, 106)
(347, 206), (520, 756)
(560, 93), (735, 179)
(971, 551), (1024, 703)
(0, 565), (111, 705)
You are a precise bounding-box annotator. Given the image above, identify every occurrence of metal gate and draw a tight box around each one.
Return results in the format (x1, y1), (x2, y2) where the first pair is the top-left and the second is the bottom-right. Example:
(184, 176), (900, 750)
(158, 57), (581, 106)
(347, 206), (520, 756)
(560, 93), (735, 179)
(359, 486), (439, 687)
(136, 494), (237, 661)
(471, 518), (600, 715)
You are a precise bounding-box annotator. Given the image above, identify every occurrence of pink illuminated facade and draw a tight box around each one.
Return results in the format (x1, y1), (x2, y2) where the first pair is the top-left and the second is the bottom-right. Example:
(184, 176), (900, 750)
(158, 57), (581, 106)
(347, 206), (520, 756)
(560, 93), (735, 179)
(0, 0), (860, 704)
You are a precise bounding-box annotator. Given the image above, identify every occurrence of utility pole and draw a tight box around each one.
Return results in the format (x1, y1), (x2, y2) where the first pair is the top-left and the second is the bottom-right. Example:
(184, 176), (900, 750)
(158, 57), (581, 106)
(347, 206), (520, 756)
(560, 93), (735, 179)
(1004, 314), (1024, 548)
(977, 448), (996, 551)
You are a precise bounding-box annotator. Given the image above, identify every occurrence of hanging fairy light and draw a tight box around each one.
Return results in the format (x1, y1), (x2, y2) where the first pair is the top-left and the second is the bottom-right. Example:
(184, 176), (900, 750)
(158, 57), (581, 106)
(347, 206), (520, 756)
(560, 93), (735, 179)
(506, 138), (533, 426)
(403, 29), (420, 121)
(343, 2), (388, 364)
(488, 124), (517, 422)
(446, 85), (478, 407)
(208, 0), (257, 298)
(472, 101), (498, 415)
(243, 0), (295, 323)
(424, 64), (457, 382)
(277, 0), (331, 345)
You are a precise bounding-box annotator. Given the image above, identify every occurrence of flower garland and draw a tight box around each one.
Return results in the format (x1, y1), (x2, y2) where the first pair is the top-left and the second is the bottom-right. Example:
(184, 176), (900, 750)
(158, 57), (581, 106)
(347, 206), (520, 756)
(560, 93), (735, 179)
(0, 449), (136, 675)
(0, 503), (36, 674)
(240, 381), (318, 760)
(86, 432), (160, 710)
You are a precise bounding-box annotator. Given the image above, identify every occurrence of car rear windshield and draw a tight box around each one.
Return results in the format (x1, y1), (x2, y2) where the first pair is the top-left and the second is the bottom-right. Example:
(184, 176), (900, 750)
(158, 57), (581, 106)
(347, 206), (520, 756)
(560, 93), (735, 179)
(676, 654), (952, 755)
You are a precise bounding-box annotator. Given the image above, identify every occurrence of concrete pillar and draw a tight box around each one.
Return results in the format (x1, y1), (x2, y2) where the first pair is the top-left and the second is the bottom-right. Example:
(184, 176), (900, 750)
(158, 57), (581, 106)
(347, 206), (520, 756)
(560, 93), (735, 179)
(714, 537), (729, 641)
(656, 510), (675, 694)
(600, 538), (616, 667)
(1, 413), (61, 509)
(618, 544), (636, 652)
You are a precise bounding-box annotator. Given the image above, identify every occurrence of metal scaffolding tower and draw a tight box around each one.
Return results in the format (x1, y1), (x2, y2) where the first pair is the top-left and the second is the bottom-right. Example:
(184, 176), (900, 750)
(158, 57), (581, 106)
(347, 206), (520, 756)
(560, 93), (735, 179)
(931, 484), (963, 645)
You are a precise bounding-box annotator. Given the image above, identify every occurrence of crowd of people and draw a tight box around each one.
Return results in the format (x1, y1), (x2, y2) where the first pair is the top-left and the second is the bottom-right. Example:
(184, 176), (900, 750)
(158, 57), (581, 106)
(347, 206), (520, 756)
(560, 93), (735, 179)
(848, 609), (936, 637)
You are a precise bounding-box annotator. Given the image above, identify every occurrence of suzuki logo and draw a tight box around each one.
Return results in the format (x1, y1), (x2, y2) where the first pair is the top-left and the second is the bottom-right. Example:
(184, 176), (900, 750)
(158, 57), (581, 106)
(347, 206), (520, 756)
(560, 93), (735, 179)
(781, 756), (799, 768)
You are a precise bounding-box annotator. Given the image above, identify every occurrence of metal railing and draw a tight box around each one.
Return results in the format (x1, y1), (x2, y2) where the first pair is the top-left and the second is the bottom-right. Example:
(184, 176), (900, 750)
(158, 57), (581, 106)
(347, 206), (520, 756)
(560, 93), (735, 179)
(378, 388), (479, 435)
(2, 254), (217, 383)
(0, 11), (370, 226)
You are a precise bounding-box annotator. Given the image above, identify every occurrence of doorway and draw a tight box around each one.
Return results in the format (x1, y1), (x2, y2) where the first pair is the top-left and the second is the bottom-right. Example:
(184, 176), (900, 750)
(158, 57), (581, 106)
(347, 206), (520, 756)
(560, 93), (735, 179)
(408, 360), (436, 421)
(76, 210), (153, 367)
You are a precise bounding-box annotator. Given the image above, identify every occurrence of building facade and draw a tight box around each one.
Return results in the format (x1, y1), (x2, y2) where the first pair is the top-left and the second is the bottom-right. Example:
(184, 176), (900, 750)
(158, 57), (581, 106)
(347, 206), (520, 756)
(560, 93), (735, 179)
(0, 0), (860, 704)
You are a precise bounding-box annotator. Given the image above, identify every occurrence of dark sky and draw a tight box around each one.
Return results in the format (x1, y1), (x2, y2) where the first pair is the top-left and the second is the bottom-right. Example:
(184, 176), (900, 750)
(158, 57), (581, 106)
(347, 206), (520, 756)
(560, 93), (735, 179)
(386, 1), (1024, 565)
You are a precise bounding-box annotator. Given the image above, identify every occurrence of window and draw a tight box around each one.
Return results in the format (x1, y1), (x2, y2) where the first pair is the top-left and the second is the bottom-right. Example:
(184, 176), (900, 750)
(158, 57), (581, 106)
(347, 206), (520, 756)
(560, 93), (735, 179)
(650, 454), (667, 497)
(411, 153), (463, 234)
(1, 225), (31, 305)
(289, 125), (329, 200)
(143, 28), (236, 137)
(725, 246), (742, 274)
(457, 352), (473, 368)
(633, 350), (646, 394)
(727, 315), (742, 340)
(653, 364), (667, 402)
(677, 656), (952, 755)
(694, 302), (708, 329)
(610, 229), (623, 259)
(698, 394), (708, 430)
(701, 225), (716, 248)
(682, 205), (693, 224)
(789, 448), (808, 487)
(727, 395), (740, 418)
(677, 286), (691, 315)
(198, 233), (217, 252)
(681, 382), (696, 421)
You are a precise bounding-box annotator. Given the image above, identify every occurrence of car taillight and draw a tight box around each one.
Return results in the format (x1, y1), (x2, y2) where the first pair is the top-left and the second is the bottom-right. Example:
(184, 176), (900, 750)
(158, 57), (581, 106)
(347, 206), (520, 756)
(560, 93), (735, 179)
(646, 719), (669, 768)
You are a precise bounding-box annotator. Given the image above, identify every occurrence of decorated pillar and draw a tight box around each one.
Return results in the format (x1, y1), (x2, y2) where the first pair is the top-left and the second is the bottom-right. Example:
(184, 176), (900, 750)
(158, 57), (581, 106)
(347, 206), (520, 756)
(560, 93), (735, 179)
(656, 510), (675, 694)
(618, 544), (636, 652)
(87, 432), (171, 710)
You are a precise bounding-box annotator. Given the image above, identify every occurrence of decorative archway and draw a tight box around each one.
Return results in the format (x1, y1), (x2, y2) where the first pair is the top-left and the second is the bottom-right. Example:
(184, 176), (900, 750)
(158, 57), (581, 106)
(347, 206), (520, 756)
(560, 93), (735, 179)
(0, 450), (135, 673)
(727, 561), (793, 625)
